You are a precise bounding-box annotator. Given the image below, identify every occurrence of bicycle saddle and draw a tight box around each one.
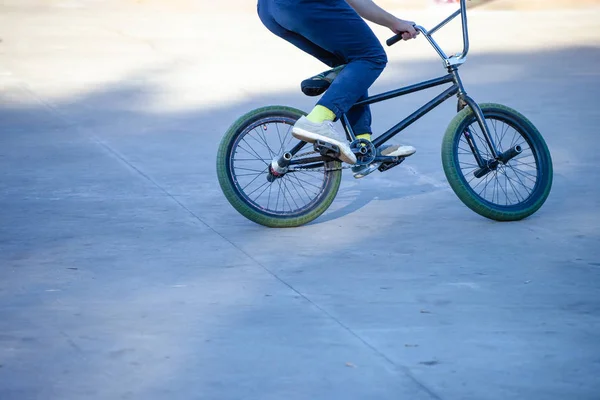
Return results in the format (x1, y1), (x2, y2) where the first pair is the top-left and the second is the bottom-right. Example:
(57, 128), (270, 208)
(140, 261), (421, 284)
(301, 64), (346, 97)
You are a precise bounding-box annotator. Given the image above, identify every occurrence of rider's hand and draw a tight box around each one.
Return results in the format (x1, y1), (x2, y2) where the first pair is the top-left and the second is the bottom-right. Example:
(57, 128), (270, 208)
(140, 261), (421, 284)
(390, 19), (418, 41)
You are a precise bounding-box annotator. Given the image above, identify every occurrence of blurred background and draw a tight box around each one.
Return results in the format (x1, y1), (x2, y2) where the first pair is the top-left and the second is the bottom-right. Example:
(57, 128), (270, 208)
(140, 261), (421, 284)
(1, 1), (599, 399)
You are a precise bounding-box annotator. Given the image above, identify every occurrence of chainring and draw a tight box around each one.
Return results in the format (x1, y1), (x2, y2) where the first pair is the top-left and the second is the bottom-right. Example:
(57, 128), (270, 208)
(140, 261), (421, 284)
(350, 138), (376, 166)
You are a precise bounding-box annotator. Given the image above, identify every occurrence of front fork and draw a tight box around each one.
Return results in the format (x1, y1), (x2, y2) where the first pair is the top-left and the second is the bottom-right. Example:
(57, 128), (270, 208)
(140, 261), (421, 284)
(457, 95), (519, 178)
(458, 97), (486, 168)
(460, 95), (500, 159)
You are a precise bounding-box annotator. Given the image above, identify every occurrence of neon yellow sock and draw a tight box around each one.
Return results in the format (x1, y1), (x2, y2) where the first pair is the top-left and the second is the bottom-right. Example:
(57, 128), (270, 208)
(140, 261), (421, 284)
(356, 133), (372, 141)
(306, 105), (335, 124)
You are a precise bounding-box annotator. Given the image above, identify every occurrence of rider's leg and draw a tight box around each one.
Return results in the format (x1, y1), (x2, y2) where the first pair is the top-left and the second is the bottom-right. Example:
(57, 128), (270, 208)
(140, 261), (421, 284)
(305, 71), (415, 159)
(257, 0), (343, 70)
(351, 86), (416, 159)
(347, 92), (372, 138)
(259, 0), (372, 141)
(348, 91), (415, 178)
(258, 0), (354, 160)
(258, 0), (387, 164)
(259, 0), (415, 163)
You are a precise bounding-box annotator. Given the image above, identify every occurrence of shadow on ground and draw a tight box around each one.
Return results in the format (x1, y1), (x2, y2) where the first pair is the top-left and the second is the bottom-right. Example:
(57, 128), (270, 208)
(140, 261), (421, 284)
(1, 46), (599, 399)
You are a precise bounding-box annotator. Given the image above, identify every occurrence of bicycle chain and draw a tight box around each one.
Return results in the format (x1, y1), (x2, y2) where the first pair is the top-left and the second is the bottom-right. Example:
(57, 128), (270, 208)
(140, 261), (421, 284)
(288, 150), (351, 172)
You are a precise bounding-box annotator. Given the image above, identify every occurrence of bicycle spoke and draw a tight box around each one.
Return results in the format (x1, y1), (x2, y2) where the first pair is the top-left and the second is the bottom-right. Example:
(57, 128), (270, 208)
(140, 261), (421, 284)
(458, 144), (472, 153)
(289, 173), (312, 203)
(498, 120), (511, 145)
(512, 139), (527, 150)
(286, 175), (307, 205)
(282, 179), (300, 210)
(500, 166), (525, 203)
(241, 138), (269, 161)
(292, 173), (319, 197)
(290, 174), (323, 190)
(472, 169), (491, 193)
(267, 180), (273, 210)
(506, 164), (534, 190)
(248, 129), (275, 158)
(275, 123), (285, 156)
(241, 166), (269, 191)
(236, 172), (267, 177)
(509, 164), (538, 179)
(491, 119), (502, 152)
(511, 168), (537, 185)
(494, 171), (500, 204)
(230, 117), (329, 216)
(512, 154), (535, 163)
(255, 127), (277, 158)
(247, 180), (270, 198)
(480, 171), (496, 198)
(509, 128), (520, 150)
(275, 179), (282, 211)
(282, 124), (295, 150)
(512, 159), (537, 168)
(281, 179), (293, 212)
(473, 175), (489, 198)
(234, 166), (269, 173)
(508, 168), (530, 200)
(234, 158), (271, 162)
(238, 142), (270, 167)
(503, 166), (509, 205)
(496, 169), (510, 205)
(467, 171), (480, 185)
(471, 128), (492, 159)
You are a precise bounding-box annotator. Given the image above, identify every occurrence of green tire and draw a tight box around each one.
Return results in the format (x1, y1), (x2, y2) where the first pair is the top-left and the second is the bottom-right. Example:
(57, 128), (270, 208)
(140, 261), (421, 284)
(441, 103), (553, 221)
(216, 106), (342, 228)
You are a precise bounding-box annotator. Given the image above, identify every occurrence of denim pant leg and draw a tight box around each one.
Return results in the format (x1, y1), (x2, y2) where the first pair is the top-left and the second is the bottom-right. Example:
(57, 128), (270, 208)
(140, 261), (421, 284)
(347, 92), (372, 135)
(268, 0), (387, 134)
(257, 0), (344, 70)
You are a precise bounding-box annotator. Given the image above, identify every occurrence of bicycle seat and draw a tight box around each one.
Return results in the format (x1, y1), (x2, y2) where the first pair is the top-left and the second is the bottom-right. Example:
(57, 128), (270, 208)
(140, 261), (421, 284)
(301, 64), (346, 97)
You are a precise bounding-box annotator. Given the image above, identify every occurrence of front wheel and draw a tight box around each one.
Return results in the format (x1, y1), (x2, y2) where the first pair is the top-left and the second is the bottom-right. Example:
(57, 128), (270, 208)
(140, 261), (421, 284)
(442, 103), (553, 221)
(216, 105), (342, 228)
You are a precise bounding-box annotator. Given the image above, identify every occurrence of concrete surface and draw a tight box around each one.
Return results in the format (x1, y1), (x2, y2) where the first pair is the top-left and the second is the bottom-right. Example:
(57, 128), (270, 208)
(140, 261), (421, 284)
(1, 1), (599, 399)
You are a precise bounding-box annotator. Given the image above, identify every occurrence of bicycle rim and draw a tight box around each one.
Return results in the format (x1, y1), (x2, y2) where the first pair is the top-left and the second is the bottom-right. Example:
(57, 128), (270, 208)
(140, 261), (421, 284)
(228, 116), (332, 217)
(456, 114), (540, 207)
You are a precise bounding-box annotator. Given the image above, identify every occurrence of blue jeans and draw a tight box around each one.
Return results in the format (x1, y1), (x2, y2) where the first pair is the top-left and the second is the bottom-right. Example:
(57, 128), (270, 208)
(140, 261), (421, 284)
(257, 0), (388, 135)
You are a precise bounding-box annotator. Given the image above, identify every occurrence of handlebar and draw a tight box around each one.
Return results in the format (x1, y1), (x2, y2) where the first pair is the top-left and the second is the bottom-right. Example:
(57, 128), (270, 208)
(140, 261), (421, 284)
(386, 33), (405, 47)
(386, 0), (470, 64)
(386, 25), (425, 47)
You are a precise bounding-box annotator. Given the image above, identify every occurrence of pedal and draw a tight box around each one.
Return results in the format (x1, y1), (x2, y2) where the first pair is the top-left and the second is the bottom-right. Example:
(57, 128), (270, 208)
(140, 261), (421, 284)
(378, 157), (405, 172)
(314, 140), (341, 159)
(353, 163), (381, 179)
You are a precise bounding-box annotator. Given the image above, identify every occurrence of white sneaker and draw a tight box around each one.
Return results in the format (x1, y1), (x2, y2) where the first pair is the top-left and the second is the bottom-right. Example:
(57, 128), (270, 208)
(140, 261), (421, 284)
(292, 116), (357, 164)
(380, 143), (416, 157)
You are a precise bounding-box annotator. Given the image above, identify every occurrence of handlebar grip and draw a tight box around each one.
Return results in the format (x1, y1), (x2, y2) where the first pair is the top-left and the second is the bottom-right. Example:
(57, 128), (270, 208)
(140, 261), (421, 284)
(386, 33), (404, 47)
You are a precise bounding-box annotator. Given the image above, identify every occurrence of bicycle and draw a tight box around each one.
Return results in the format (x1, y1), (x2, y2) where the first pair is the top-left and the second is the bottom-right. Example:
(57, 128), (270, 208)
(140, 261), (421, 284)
(216, 0), (553, 228)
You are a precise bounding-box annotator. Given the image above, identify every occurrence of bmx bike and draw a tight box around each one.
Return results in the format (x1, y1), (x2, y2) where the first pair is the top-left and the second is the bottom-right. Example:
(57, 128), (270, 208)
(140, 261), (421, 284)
(216, 0), (553, 228)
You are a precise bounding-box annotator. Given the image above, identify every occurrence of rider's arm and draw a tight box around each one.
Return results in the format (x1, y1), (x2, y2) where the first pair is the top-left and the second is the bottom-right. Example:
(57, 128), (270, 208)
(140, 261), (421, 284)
(345, 0), (418, 39)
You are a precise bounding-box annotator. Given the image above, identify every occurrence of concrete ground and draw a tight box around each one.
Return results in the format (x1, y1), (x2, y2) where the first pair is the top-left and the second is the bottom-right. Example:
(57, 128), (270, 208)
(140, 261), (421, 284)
(1, 1), (599, 399)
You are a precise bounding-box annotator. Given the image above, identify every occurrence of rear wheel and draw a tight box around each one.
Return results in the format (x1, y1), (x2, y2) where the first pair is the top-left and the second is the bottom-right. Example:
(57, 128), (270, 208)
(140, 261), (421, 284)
(216, 106), (342, 227)
(442, 103), (553, 221)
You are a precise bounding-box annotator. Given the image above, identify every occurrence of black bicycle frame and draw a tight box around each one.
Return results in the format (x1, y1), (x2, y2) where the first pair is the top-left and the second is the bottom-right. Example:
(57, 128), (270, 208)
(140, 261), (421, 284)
(341, 73), (457, 148)
(286, 67), (499, 170)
